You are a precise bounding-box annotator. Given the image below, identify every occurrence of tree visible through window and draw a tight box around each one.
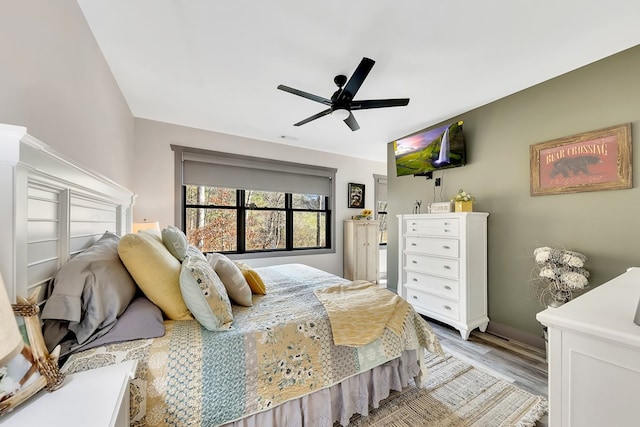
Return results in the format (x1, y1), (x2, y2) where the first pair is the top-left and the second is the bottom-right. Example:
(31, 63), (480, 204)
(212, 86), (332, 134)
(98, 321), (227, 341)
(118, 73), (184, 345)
(184, 185), (330, 254)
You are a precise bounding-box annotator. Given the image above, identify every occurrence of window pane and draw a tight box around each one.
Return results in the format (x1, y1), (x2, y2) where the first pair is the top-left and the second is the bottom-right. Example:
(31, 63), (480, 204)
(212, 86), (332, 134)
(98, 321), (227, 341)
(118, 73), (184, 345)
(186, 185), (236, 206)
(245, 190), (285, 208)
(378, 213), (388, 244)
(292, 194), (325, 210)
(293, 212), (327, 248)
(185, 207), (237, 252)
(246, 210), (286, 250)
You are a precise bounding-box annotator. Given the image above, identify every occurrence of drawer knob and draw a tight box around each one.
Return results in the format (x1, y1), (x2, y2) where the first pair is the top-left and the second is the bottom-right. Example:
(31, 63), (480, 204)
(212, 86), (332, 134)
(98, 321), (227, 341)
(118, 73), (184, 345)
(412, 295), (418, 300)
(443, 305), (452, 310)
(444, 229), (450, 233)
(443, 265), (451, 270)
(413, 278), (418, 281)
(442, 245), (450, 249)
(411, 242), (417, 246)
(412, 260), (417, 264)
(412, 228), (417, 232)
(444, 285), (452, 290)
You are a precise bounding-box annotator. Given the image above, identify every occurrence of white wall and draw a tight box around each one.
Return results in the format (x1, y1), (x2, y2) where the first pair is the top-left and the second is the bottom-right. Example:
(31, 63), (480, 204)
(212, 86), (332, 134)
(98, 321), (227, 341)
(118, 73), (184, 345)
(0, 0), (134, 187)
(133, 118), (386, 276)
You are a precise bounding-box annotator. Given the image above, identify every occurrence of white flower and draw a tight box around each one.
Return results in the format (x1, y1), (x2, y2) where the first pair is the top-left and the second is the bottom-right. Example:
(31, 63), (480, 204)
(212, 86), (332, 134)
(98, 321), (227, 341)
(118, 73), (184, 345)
(561, 251), (585, 268)
(451, 189), (476, 203)
(532, 246), (589, 305)
(560, 271), (588, 290)
(534, 247), (552, 264)
(539, 266), (556, 279)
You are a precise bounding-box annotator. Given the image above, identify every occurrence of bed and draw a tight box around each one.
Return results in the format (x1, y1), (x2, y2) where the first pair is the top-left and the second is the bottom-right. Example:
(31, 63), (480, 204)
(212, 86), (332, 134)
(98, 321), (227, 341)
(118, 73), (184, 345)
(0, 124), (443, 426)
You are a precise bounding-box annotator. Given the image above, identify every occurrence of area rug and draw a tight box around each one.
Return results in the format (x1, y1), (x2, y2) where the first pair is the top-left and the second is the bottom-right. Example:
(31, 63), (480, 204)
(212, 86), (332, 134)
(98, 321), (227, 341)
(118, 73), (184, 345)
(342, 353), (547, 427)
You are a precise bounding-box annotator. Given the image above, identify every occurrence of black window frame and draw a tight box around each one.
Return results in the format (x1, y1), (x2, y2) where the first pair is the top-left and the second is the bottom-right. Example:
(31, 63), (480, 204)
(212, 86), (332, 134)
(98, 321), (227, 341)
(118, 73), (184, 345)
(183, 186), (332, 255)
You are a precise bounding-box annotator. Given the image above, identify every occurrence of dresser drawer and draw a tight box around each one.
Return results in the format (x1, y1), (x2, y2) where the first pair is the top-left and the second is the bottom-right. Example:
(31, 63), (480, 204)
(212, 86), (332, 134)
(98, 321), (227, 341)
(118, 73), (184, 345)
(406, 287), (460, 321)
(404, 218), (459, 237)
(405, 253), (459, 279)
(405, 236), (459, 257)
(406, 271), (460, 300)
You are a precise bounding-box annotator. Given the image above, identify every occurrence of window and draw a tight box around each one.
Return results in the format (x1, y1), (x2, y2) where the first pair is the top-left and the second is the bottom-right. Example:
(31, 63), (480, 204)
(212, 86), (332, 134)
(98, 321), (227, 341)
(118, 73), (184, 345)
(374, 175), (387, 245)
(173, 145), (336, 257)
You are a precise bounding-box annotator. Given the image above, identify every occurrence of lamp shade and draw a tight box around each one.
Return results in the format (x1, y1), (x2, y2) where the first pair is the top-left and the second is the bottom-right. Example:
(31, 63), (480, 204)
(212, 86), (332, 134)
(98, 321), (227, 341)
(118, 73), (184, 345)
(132, 220), (160, 233)
(0, 274), (23, 366)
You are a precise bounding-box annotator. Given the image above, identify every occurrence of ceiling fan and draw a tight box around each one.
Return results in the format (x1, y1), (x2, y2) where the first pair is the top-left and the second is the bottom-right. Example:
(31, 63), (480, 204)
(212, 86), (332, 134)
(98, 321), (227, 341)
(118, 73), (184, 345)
(277, 57), (410, 131)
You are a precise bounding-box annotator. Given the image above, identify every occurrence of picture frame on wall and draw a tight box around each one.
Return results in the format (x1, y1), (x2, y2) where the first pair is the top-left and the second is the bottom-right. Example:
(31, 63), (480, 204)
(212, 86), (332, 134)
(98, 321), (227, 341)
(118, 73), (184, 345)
(348, 183), (365, 208)
(529, 123), (632, 196)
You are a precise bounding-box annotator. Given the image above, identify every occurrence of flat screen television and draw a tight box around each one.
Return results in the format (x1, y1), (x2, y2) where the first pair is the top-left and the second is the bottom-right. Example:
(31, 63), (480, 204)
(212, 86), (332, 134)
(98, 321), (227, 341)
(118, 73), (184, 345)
(393, 120), (466, 177)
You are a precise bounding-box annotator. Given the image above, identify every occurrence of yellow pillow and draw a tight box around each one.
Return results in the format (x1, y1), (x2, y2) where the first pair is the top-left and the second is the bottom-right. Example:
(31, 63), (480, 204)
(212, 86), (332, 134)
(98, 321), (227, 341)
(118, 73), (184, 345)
(118, 230), (192, 320)
(234, 261), (267, 295)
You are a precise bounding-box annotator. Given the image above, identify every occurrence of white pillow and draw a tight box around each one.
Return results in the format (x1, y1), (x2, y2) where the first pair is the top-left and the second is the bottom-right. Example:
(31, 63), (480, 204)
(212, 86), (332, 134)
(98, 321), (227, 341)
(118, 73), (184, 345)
(180, 254), (233, 331)
(206, 253), (253, 306)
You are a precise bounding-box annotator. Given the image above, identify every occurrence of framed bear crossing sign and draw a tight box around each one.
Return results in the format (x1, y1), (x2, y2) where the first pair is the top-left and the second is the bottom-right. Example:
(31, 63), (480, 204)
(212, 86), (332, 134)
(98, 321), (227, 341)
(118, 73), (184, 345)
(530, 123), (632, 196)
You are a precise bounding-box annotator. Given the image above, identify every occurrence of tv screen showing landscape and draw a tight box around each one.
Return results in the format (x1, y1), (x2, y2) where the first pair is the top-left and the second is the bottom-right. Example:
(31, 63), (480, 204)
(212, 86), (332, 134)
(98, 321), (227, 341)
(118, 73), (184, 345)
(394, 121), (466, 176)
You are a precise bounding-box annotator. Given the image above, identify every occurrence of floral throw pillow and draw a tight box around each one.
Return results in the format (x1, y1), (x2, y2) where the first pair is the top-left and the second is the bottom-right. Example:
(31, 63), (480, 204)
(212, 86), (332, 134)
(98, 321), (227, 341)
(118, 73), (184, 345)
(179, 254), (233, 331)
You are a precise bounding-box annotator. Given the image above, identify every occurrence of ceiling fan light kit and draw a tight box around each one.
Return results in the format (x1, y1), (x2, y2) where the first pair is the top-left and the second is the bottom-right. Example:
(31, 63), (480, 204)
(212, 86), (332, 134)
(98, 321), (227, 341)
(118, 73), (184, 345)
(331, 108), (350, 121)
(278, 57), (409, 131)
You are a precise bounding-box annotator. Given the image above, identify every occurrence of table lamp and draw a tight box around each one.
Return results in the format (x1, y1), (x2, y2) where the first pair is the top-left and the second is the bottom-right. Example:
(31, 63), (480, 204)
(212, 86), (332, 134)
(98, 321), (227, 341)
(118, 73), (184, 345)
(132, 219), (160, 233)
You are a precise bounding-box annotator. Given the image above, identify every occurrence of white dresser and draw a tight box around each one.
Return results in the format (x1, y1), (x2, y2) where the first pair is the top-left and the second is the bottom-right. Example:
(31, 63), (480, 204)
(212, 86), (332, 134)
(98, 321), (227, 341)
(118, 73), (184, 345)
(537, 267), (640, 427)
(397, 213), (489, 339)
(344, 220), (380, 284)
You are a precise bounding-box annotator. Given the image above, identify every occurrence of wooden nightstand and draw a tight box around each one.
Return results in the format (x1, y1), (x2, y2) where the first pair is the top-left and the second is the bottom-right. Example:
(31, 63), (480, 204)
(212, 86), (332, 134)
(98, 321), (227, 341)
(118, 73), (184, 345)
(1, 360), (137, 427)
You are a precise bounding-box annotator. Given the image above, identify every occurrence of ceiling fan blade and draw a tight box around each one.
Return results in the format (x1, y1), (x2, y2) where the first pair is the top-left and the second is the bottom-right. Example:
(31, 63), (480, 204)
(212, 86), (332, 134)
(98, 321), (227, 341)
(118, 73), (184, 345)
(344, 112), (360, 131)
(293, 108), (332, 126)
(277, 85), (331, 105)
(340, 57), (375, 101)
(350, 98), (410, 110)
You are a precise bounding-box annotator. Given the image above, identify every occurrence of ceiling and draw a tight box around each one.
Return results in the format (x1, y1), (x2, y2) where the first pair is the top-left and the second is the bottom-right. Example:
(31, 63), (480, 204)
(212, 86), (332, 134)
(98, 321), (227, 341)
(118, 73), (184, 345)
(77, 1), (640, 163)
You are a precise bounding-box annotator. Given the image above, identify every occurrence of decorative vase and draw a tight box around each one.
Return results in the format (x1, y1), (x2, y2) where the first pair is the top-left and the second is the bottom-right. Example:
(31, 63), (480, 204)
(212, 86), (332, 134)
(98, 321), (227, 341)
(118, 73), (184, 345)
(454, 201), (473, 212)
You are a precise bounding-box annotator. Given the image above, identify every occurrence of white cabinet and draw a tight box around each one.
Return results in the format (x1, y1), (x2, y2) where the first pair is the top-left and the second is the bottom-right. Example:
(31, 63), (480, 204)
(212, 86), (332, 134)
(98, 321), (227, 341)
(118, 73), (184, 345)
(397, 213), (489, 339)
(2, 360), (137, 427)
(344, 220), (380, 284)
(537, 267), (640, 427)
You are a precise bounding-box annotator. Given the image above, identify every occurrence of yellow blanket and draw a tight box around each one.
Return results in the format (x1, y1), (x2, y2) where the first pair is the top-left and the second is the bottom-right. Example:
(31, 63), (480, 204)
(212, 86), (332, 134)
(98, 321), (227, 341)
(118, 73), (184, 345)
(314, 280), (412, 347)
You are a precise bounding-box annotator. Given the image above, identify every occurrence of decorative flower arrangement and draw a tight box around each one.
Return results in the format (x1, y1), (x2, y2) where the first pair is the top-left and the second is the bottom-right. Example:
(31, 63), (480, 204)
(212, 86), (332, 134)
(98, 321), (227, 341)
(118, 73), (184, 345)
(532, 246), (590, 306)
(352, 209), (373, 220)
(451, 189), (475, 203)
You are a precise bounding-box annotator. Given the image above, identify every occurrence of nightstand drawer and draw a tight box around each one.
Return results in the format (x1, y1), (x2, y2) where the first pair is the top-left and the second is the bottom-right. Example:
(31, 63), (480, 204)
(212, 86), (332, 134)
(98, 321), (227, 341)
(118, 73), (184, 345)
(405, 236), (459, 257)
(404, 218), (459, 237)
(405, 253), (459, 279)
(406, 287), (460, 321)
(406, 271), (460, 300)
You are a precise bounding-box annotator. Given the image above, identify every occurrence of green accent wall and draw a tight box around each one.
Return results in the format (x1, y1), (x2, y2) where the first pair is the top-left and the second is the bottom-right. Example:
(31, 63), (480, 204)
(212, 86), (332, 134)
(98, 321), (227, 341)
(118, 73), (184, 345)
(387, 45), (640, 340)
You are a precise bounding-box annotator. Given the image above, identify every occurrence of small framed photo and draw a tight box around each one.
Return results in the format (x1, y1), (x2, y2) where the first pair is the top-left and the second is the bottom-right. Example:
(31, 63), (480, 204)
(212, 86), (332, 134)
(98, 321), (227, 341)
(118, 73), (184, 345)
(530, 123), (632, 196)
(348, 183), (365, 209)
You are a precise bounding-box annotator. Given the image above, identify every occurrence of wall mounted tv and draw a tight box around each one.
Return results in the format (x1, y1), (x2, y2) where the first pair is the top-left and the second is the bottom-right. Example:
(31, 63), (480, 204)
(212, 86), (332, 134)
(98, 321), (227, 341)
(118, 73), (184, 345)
(393, 121), (466, 177)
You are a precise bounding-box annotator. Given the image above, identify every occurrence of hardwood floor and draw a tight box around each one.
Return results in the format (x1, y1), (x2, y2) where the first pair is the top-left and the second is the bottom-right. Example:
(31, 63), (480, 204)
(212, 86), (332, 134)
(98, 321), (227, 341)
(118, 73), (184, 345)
(426, 318), (549, 426)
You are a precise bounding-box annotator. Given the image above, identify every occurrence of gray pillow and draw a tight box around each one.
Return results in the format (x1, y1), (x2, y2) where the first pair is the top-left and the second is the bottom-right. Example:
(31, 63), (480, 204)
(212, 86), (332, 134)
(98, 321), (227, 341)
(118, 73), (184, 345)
(76, 296), (165, 351)
(207, 252), (253, 306)
(42, 232), (137, 348)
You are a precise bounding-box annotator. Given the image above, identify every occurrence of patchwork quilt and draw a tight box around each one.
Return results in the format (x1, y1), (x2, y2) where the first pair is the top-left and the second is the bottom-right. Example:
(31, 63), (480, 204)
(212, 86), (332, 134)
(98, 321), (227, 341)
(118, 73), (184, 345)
(62, 264), (442, 426)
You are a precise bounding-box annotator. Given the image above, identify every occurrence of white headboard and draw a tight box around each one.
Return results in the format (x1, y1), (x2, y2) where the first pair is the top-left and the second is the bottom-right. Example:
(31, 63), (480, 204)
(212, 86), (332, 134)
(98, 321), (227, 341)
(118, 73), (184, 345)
(0, 124), (136, 303)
